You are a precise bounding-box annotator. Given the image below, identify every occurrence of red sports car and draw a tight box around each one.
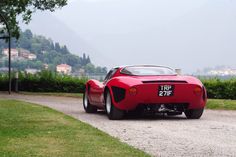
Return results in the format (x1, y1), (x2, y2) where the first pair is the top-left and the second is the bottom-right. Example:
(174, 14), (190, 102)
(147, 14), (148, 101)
(83, 65), (207, 120)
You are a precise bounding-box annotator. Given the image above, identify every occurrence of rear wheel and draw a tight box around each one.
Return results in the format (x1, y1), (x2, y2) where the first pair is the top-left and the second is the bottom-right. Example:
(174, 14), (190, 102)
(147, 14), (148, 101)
(184, 108), (204, 119)
(83, 90), (97, 113)
(105, 91), (124, 120)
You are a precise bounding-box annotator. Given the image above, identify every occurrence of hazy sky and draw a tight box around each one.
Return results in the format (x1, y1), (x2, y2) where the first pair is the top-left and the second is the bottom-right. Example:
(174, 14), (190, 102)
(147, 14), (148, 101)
(22, 0), (236, 73)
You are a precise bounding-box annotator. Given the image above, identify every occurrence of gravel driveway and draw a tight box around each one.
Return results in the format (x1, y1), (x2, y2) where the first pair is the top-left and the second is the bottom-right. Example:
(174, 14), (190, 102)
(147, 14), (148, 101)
(1, 93), (236, 157)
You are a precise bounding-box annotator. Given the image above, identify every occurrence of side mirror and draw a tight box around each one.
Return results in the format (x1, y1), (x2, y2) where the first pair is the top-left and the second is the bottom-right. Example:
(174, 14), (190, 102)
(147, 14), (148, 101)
(175, 69), (182, 75)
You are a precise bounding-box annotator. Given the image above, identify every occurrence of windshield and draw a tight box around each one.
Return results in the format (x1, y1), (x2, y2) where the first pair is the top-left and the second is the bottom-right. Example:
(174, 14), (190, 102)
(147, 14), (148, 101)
(104, 68), (118, 82)
(120, 66), (176, 76)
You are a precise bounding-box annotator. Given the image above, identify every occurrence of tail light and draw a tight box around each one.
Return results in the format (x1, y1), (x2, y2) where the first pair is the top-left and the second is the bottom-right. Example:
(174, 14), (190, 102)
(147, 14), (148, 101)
(194, 86), (202, 95)
(129, 87), (137, 96)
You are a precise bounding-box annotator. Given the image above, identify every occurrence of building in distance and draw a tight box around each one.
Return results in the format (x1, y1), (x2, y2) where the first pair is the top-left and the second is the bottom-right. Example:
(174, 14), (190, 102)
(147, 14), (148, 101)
(19, 48), (37, 60)
(56, 64), (72, 74)
(2, 48), (19, 58)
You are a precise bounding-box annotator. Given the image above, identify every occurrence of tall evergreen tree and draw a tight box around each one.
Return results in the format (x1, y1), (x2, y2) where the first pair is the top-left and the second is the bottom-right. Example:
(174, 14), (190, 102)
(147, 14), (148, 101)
(54, 42), (61, 52)
(82, 53), (86, 65)
(86, 55), (91, 64)
(61, 45), (69, 54)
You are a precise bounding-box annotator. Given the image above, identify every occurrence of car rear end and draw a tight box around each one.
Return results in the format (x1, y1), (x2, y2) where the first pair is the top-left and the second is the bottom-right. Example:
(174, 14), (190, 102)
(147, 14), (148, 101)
(114, 79), (207, 113)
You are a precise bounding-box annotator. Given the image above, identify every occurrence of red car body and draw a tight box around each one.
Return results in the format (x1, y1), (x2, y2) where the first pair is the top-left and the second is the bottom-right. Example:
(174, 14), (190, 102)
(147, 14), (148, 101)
(83, 65), (207, 120)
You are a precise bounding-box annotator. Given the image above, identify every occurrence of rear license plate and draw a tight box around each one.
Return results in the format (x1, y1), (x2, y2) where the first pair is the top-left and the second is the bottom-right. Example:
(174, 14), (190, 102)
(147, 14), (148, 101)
(158, 85), (174, 97)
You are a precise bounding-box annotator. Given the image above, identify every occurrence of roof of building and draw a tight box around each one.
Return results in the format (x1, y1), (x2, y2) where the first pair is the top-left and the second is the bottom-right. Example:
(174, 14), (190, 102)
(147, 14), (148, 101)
(3, 48), (18, 52)
(57, 64), (71, 68)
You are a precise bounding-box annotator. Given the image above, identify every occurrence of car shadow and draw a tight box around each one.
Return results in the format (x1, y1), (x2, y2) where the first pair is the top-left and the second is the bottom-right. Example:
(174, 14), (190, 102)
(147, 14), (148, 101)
(125, 113), (187, 121)
(96, 110), (187, 121)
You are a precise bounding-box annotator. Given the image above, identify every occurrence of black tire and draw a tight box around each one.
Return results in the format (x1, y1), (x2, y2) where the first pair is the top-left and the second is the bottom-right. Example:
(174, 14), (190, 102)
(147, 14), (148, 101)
(184, 108), (204, 119)
(83, 91), (97, 113)
(105, 90), (124, 120)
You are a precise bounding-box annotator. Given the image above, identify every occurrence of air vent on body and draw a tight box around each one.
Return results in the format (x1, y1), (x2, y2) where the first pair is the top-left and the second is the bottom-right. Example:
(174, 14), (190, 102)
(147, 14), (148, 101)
(111, 86), (126, 103)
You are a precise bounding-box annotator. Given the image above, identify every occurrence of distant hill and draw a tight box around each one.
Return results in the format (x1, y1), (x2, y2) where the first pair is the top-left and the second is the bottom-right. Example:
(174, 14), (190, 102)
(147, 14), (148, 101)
(0, 29), (107, 75)
(20, 11), (109, 68)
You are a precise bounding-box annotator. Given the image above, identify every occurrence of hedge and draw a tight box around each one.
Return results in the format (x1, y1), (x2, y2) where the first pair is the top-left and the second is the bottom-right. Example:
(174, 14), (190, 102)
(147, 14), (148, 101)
(0, 71), (87, 93)
(202, 78), (236, 100)
(1, 72), (236, 100)
(0, 74), (8, 91)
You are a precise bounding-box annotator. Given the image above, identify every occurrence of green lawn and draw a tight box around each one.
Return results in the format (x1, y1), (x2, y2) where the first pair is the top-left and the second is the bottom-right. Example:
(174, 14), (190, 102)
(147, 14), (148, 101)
(207, 99), (236, 110)
(0, 100), (149, 157)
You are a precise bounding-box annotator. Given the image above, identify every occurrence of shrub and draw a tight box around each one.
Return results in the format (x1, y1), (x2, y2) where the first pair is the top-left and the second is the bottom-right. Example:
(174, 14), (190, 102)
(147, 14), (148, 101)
(202, 78), (236, 100)
(0, 73), (9, 91)
(0, 71), (88, 93)
(1, 72), (236, 100)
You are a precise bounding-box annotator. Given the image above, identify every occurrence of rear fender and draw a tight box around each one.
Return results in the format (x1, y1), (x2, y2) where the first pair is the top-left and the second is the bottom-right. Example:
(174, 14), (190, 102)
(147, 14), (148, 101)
(85, 79), (99, 91)
(86, 79), (104, 103)
(104, 77), (141, 109)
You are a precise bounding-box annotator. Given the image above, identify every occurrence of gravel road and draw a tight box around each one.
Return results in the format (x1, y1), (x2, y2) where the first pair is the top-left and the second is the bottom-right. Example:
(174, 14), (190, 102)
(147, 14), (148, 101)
(1, 93), (236, 157)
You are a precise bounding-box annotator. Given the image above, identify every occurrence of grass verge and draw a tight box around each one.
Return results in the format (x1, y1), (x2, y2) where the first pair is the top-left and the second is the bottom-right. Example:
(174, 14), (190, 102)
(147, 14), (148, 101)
(0, 100), (150, 157)
(20, 92), (83, 98)
(207, 99), (236, 110)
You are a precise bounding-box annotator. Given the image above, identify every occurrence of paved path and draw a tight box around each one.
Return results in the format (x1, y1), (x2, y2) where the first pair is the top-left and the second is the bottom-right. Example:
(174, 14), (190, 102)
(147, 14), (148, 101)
(1, 93), (236, 157)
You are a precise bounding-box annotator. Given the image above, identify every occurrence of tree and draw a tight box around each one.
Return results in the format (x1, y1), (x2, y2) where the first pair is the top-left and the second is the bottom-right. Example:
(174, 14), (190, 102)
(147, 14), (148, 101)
(24, 29), (33, 40)
(86, 55), (91, 64)
(81, 53), (88, 65)
(61, 45), (69, 54)
(50, 42), (55, 50)
(0, 0), (67, 38)
(17, 30), (32, 50)
(84, 63), (95, 74)
(55, 42), (61, 52)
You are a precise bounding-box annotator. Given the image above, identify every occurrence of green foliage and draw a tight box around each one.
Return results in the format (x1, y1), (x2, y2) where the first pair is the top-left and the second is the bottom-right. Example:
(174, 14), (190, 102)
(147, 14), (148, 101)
(2, 71), (236, 99)
(0, 0), (67, 38)
(12, 60), (44, 70)
(84, 64), (107, 75)
(18, 71), (87, 93)
(0, 71), (87, 93)
(2, 72), (236, 100)
(202, 78), (236, 100)
(0, 73), (8, 90)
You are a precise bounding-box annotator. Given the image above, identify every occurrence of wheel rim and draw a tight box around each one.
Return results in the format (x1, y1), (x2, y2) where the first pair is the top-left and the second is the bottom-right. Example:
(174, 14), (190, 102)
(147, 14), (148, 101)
(106, 93), (112, 114)
(84, 92), (88, 108)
